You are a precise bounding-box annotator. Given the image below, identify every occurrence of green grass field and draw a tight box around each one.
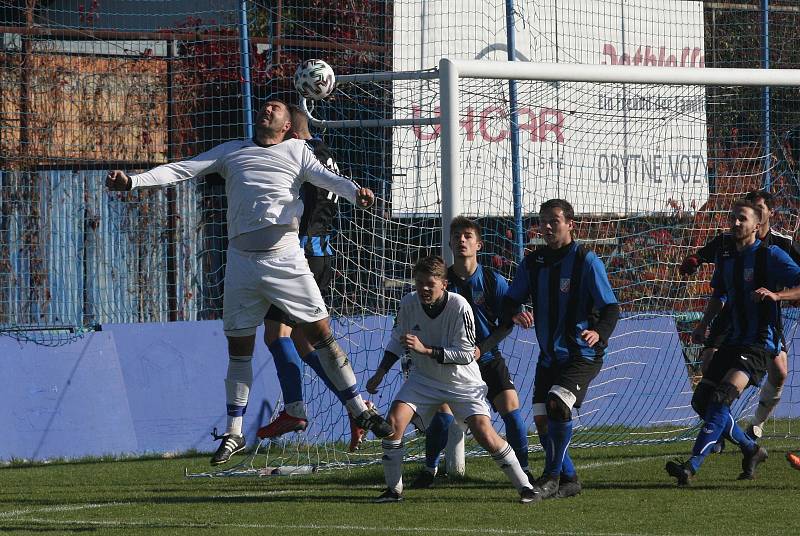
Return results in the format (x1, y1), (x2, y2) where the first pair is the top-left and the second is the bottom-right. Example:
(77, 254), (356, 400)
(3, 435), (800, 535)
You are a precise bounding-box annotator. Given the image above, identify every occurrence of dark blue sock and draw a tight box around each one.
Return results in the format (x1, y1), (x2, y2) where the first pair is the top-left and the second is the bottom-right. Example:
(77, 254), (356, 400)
(425, 412), (454, 470)
(538, 431), (552, 474)
(501, 409), (529, 470)
(226, 404), (247, 416)
(539, 428), (575, 475)
(721, 411), (757, 453)
(545, 418), (573, 477)
(561, 450), (577, 478)
(269, 337), (303, 404)
(689, 401), (728, 473)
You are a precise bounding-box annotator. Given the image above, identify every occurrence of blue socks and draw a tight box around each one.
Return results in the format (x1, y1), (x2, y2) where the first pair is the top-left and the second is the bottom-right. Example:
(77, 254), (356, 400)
(501, 409), (530, 470)
(425, 412), (454, 470)
(689, 401), (756, 473)
(301, 350), (358, 404)
(723, 410), (757, 452)
(269, 337), (303, 404)
(545, 419), (574, 477)
(538, 429), (576, 478)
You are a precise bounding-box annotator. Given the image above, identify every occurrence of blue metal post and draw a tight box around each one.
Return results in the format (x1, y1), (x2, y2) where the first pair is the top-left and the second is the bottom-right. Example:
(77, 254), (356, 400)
(762, 0), (771, 190)
(505, 0), (524, 262)
(239, 0), (254, 139)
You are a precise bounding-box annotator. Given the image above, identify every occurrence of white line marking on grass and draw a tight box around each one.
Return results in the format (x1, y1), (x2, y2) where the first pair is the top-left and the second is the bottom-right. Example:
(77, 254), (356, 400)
(575, 454), (672, 471)
(0, 502), (130, 519)
(6, 518), (703, 536)
(210, 489), (312, 498)
(572, 441), (800, 472)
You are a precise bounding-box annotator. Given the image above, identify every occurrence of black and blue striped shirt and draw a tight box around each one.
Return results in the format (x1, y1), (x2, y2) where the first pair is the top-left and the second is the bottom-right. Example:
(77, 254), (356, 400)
(447, 265), (508, 363)
(710, 239), (800, 354)
(507, 242), (619, 366)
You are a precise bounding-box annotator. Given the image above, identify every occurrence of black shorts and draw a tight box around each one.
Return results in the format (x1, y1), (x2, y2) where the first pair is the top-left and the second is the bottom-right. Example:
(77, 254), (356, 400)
(265, 255), (334, 324)
(532, 356), (603, 409)
(703, 344), (771, 387)
(478, 356), (516, 407)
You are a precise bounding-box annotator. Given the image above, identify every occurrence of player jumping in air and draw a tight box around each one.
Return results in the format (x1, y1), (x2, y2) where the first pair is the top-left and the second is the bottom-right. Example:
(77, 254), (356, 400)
(667, 199), (800, 485)
(106, 99), (391, 467)
(366, 255), (537, 503)
(503, 198), (619, 500)
(257, 105), (373, 452)
(410, 216), (530, 488)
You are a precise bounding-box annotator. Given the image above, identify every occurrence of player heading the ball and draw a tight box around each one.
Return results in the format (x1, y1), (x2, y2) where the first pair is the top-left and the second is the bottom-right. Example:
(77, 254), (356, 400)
(106, 99), (391, 467)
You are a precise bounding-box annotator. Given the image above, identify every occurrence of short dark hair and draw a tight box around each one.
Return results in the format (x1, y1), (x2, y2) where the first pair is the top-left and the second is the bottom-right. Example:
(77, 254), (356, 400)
(413, 255), (447, 281)
(449, 215), (482, 241)
(540, 198), (575, 221)
(744, 189), (774, 210)
(732, 199), (764, 222)
(263, 98), (289, 111)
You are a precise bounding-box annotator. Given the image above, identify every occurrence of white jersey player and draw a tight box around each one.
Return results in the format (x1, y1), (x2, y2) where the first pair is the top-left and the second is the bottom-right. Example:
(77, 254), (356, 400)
(105, 100), (392, 466)
(366, 255), (536, 503)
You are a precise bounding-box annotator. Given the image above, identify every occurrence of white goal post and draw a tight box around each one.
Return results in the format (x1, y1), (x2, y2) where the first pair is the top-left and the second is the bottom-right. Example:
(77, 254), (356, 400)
(307, 60), (800, 263)
(283, 60), (800, 467)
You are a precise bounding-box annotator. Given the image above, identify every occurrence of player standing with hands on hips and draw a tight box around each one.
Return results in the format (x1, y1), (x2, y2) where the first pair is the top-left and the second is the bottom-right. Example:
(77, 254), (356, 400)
(106, 99), (392, 466)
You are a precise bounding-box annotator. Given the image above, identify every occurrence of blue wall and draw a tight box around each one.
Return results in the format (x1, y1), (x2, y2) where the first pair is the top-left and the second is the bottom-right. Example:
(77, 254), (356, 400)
(3, 316), (799, 461)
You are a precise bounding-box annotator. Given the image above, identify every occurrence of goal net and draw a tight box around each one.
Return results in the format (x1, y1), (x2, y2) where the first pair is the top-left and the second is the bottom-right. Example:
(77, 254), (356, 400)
(3, 0), (800, 467)
(304, 58), (800, 458)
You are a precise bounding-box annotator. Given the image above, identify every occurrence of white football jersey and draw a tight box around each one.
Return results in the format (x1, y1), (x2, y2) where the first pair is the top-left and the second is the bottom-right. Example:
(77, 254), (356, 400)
(129, 138), (359, 240)
(386, 291), (484, 390)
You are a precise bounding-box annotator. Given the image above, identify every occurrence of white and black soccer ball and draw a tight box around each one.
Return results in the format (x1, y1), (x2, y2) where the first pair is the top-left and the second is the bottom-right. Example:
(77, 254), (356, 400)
(294, 59), (336, 101)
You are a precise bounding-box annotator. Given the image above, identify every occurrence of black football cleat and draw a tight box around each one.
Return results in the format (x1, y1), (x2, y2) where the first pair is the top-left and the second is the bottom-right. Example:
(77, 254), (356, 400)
(665, 460), (694, 486)
(557, 473), (582, 498)
(210, 429), (246, 466)
(738, 445), (768, 480)
(355, 406), (393, 438)
(410, 470), (436, 489)
(374, 488), (403, 503)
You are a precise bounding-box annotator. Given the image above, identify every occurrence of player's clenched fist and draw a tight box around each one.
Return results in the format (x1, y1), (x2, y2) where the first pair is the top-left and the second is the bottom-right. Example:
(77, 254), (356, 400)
(106, 170), (131, 191)
(356, 187), (374, 208)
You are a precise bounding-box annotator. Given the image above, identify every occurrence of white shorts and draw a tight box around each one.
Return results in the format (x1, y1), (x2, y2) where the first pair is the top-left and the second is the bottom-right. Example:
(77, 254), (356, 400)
(394, 377), (490, 428)
(222, 246), (329, 336)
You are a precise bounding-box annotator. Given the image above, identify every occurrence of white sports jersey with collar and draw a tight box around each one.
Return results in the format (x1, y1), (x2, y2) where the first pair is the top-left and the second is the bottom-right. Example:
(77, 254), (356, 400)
(128, 138), (360, 240)
(386, 291), (484, 390)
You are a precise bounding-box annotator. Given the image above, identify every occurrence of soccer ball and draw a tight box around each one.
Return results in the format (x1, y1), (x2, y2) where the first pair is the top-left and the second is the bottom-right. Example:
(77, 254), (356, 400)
(294, 59), (336, 100)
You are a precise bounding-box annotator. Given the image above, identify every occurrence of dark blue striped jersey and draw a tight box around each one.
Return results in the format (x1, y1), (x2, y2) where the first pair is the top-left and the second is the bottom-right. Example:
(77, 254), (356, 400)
(507, 242), (618, 366)
(299, 138), (339, 257)
(447, 265), (508, 363)
(695, 229), (800, 349)
(710, 239), (800, 354)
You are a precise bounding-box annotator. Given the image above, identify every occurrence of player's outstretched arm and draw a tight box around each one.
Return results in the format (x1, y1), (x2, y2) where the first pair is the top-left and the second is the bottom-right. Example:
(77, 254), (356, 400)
(299, 142), (373, 206)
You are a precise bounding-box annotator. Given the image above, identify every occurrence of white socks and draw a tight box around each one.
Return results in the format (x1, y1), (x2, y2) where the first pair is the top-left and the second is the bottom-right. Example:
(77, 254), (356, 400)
(381, 439), (405, 494)
(491, 441), (531, 492)
(753, 381), (783, 427)
(224, 355), (253, 436)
